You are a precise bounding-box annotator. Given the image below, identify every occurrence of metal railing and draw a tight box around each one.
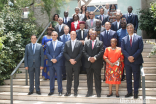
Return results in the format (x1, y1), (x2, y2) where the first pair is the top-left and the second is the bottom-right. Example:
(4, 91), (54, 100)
(10, 22), (51, 104)
(139, 65), (146, 104)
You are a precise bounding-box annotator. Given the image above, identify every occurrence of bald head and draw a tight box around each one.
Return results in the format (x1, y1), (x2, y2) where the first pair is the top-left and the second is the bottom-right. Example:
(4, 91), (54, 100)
(70, 31), (77, 40)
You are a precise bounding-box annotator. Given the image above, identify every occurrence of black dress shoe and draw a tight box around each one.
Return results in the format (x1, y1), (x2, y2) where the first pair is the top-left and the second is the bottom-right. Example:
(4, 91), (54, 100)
(107, 93), (113, 97)
(116, 94), (120, 98)
(55, 78), (57, 80)
(85, 93), (92, 97)
(62, 78), (66, 80)
(103, 79), (105, 81)
(121, 79), (125, 81)
(134, 94), (138, 99)
(28, 92), (33, 95)
(36, 91), (41, 95)
(64, 92), (71, 96)
(58, 92), (62, 96)
(125, 93), (133, 97)
(48, 92), (54, 96)
(97, 94), (101, 97)
(74, 92), (77, 96)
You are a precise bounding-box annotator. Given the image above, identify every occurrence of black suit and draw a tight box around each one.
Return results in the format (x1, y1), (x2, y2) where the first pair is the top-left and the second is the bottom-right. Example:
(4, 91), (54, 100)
(63, 17), (73, 30)
(54, 24), (66, 39)
(63, 40), (83, 93)
(83, 40), (103, 95)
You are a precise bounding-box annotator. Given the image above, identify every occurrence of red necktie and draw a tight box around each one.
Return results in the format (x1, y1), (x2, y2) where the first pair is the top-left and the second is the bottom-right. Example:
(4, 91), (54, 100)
(130, 36), (132, 47)
(91, 19), (93, 27)
(92, 41), (94, 49)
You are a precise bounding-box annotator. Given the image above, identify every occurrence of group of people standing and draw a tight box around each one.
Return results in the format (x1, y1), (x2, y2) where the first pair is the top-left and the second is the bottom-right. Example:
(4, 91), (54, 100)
(24, 4), (143, 100)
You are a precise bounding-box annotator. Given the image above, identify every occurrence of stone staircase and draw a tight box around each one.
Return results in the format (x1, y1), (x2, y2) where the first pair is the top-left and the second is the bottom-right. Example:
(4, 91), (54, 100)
(0, 39), (156, 104)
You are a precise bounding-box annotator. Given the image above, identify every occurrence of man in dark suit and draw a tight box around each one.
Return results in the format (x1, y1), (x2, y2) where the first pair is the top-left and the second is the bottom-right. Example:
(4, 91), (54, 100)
(59, 26), (71, 80)
(83, 30), (103, 97)
(121, 23), (143, 99)
(46, 31), (64, 96)
(64, 31), (83, 96)
(63, 11), (73, 30)
(100, 22), (117, 81)
(111, 12), (122, 31)
(55, 17), (66, 39)
(123, 6), (138, 33)
(24, 35), (44, 95)
(96, 8), (109, 26)
(76, 21), (88, 74)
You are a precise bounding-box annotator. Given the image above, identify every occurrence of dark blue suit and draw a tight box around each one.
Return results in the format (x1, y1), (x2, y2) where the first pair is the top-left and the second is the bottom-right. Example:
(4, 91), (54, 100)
(59, 34), (71, 79)
(96, 14), (109, 26)
(123, 13), (138, 31)
(76, 29), (88, 40)
(111, 21), (121, 31)
(63, 17), (73, 31)
(100, 30), (117, 51)
(46, 41), (64, 93)
(121, 34), (143, 94)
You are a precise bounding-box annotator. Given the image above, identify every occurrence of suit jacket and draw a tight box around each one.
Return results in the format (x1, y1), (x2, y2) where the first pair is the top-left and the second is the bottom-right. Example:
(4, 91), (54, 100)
(63, 40), (83, 67)
(96, 14), (109, 26)
(59, 33), (71, 44)
(71, 21), (80, 31)
(46, 41), (64, 67)
(83, 40), (104, 69)
(63, 17), (73, 29)
(86, 19), (97, 29)
(123, 13), (138, 31)
(100, 30), (117, 50)
(54, 24), (66, 39)
(111, 21), (121, 31)
(24, 43), (44, 68)
(76, 29), (88, 40)
(121, 34), (143, 65)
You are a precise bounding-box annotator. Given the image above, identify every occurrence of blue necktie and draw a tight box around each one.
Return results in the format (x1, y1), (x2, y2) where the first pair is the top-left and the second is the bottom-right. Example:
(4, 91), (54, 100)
(33, 44), (35, 54)
(65, 18), (67, 24)
(65, 35), (68, 42)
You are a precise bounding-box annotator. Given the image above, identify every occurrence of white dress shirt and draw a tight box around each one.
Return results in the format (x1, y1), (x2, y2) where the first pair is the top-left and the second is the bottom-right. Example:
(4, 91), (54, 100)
(88, 39), (97, 61)
(31, 43), (36, 54)
(106, 29), (110, 34)
(129, 33), (135, 42)
(117, 21), (120, 29)
(71, 39), (76, 51)
(128, 13), (132, 16)
(74, 21), (78, 29)
(81, 29), (84, 39)
(52, 40), (58, 50)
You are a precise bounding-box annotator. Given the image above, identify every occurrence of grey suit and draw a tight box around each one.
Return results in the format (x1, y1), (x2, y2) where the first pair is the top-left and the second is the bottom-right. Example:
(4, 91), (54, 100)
(86, 19), (97, 29)
(55, 24), (66, 39)
(24, 43), (44, 92)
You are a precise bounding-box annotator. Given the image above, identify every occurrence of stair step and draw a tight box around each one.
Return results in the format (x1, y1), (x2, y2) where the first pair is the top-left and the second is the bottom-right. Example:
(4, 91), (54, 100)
(13, 73), (156, 80)
(0, 92), (155, 104)
(0, 86), (156, 96)
(3, 79), (156, 88)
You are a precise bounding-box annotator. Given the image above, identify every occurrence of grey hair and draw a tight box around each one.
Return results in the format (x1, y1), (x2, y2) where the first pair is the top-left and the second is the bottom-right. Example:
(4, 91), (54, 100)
(64, 25), (69, 30)
(58, 17), (63, 20)
(52, 31), (58, 35)
(75, 7), (80, 11)
(126, 23), (134, 29)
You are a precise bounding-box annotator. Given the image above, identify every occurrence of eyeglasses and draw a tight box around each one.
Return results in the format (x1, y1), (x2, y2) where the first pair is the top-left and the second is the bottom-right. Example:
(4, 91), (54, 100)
(58, 20), (63, 21)
(90, 34), (96, 35)
(89, 14), (94, 15)
(51, 35), (57, 36)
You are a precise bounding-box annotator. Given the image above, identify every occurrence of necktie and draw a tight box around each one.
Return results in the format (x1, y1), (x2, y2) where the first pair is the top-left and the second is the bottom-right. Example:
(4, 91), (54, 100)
(91, 19), (93, 27)
(92, 41), (94, 49)
(72, 41), (74, 51)
(101, 15), (103, 21)
(81, 30), (83, 39)
(65, 18), (67, 24)
(53, 41), (55, 50)
(59, 25), (61, 32)
(65, 35), (67, 42)
(33, 44), (35, 54)
(130, 36), (132, 47)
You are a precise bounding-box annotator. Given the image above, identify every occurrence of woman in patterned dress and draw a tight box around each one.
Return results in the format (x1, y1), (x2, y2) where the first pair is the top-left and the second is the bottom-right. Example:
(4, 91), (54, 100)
(42, 27), (53, 80)
(103, 38), (124, 97)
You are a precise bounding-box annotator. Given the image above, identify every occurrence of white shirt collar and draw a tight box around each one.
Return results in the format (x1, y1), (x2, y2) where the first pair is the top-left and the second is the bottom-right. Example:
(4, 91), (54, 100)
(129, 33), (135, 41)
(71, 39), (77, 42)
(106, 29), (110, 32)
(128, 13), (132, 16)
(52, 39), (58, 42)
